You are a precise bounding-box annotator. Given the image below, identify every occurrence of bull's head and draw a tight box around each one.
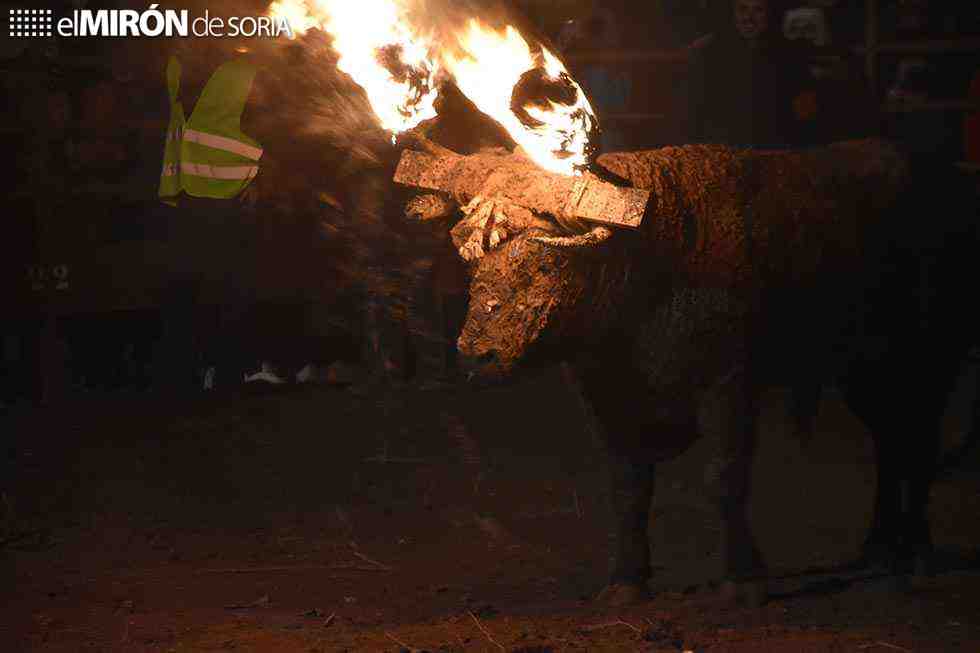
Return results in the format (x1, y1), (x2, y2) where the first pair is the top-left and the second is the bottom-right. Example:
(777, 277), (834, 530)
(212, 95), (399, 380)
(450, 208), (643, 381)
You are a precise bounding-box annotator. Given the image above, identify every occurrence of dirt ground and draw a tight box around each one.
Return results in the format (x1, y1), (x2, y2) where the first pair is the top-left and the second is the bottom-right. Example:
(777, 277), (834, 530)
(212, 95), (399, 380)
(2, 364), (979, 652)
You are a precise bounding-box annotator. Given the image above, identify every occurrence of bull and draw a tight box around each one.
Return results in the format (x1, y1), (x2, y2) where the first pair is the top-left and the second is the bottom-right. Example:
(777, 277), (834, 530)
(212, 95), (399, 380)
(436, 140), (979, 605)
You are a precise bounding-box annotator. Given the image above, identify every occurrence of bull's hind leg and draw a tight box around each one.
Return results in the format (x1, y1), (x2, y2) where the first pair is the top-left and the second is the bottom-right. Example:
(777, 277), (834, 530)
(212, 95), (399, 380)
(855, 407), (940, 577)
(895, 365), (952, 577)
(902, 419), (941, 577)
(595, 453), (656, 605)
(868, 440), (903, 571)
(844, 359), (950, 576)
(902, 350), (969, 577)
(841, 375), (903, 570)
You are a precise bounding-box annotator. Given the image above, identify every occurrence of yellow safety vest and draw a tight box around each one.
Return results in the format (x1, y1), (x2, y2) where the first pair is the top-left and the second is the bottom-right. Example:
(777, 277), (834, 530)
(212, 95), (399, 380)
(158, 56), (263, 203)
(158, 56), (185, 205)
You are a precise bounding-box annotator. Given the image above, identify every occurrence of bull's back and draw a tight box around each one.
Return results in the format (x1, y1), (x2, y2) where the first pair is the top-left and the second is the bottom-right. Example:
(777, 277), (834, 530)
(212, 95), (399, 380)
(603, 142), (979, 417)
(598, 140), (909, 296)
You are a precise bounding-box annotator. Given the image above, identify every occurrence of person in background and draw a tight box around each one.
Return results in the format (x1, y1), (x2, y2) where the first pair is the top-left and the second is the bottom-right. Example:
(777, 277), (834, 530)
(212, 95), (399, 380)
(882, 0), (966, 159)
(659, 0), (714, 47)
(558, 5), (632, 152)
(781, 1), (879, 145)
(782, 5), (830, 47)
(158, 38), (279, 391)
(690, 0), (817, 149)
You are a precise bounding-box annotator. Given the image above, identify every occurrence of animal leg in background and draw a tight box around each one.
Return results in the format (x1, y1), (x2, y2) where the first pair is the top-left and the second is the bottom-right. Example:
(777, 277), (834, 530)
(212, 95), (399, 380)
(900, 410), (942, 575)
(842, 351), (953, 575)
(868, 427), (904, 570)
(855, 400), (940, 575)
(899, 352), (967, 576)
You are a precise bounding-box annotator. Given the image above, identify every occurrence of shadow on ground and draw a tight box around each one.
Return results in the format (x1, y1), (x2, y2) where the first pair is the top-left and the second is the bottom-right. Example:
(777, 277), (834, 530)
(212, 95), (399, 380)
(2, 366), (979, 651)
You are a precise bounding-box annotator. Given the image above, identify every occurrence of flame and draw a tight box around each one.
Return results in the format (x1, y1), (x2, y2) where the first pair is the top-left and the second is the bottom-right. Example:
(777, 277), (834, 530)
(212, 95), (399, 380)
(442, 21), (596, 175)
(267, 1), (597, 175)
(268, 0), (438, 134)
(267, 0), (319, 35)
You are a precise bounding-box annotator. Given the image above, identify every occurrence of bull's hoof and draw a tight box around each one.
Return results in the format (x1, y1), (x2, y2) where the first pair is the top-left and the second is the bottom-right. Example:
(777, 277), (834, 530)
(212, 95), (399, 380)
(719, 579), (768, 608)
(854, 538), (901, 573)
(855, 546), (927, 578)
(913, 553), (937, 579)
(594, 582), (651, 606)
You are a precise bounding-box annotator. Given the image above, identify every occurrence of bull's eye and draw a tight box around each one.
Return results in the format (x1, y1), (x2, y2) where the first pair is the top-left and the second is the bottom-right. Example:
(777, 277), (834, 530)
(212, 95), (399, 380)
(682, 213), (698, 254)
(477, 350), (499, 366)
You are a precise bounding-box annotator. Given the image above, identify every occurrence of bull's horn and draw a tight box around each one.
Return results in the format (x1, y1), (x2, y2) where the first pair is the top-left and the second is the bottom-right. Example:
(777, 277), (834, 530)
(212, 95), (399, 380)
(530, 226), (613, 248)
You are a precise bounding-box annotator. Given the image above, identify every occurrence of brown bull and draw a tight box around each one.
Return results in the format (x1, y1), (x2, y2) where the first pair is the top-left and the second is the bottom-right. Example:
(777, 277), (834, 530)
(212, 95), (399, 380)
(440, 140), (978, 605)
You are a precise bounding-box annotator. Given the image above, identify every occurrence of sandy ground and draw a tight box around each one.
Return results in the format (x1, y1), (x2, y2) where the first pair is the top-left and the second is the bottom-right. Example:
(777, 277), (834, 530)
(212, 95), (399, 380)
(2, 364), (979, 652)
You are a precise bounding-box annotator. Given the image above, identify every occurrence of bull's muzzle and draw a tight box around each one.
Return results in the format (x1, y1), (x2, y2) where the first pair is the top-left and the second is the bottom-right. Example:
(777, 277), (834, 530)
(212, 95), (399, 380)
(457, 348), (505, 386)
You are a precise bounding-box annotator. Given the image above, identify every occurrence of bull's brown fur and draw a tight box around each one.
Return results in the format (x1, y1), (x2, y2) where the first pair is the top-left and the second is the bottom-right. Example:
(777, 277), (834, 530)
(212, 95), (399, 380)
(453, 139), (977, 600)
(458, 140), (910, 385)
(597, 140), (908, 290)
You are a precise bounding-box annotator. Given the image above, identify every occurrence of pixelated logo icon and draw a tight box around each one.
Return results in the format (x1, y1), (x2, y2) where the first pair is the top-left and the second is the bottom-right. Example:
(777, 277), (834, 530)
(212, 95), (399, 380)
(8, 8), (55, 38)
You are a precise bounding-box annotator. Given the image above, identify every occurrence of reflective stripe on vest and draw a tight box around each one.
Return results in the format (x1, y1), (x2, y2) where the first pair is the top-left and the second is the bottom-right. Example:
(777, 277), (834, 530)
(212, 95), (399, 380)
(180, 162), (259, 180)
(183, 128), (263, 161)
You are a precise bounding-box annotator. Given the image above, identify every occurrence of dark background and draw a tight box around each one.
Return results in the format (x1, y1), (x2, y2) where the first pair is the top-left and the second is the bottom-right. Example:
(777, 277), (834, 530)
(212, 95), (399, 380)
(1, 3), (979, 649)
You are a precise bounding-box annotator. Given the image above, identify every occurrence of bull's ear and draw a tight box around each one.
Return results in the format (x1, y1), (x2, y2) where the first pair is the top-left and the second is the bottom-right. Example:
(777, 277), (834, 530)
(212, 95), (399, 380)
(530, 226), (613, 249)
(449, 213), (478, 252)
(405, 193), (457, 222)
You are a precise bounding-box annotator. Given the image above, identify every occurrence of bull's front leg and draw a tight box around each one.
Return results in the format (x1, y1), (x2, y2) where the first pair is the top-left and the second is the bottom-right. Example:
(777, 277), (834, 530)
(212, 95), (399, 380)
(710, 367), (768, 606)
(597, 453), (656, 605)
(560, 361), (655, 605)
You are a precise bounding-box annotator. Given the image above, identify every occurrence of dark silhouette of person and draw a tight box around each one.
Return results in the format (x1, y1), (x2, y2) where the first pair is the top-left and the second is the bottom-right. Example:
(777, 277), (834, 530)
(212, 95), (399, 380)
(690, 0), (814, 148)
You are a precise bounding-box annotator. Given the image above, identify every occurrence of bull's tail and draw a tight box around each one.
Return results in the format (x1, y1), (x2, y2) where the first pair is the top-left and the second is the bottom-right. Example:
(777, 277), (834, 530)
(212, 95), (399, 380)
(789, 381), (823, 444)
(937, 352), (980, 476)
(937, 423), (980, 476)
